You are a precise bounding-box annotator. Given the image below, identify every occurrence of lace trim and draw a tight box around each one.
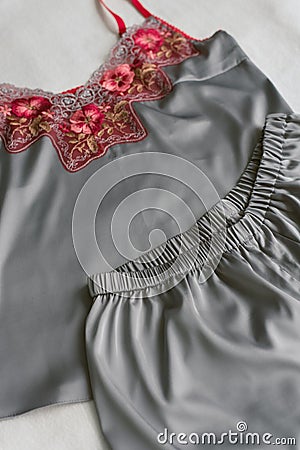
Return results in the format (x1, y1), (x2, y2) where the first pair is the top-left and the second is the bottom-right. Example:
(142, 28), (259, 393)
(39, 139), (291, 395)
(0, 17), (199, 172)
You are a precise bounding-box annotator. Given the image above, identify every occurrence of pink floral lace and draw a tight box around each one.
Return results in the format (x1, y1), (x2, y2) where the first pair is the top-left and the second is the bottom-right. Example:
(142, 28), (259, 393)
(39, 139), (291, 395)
(0, 17), (199, 172)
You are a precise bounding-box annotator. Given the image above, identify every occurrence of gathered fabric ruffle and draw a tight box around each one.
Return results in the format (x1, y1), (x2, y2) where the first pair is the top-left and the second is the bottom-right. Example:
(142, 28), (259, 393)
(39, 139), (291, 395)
(88, 113), (300, 297)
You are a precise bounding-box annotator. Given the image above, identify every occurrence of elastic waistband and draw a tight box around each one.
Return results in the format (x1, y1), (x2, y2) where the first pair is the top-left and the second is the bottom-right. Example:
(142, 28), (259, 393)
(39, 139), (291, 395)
(88, 113), (300, 297)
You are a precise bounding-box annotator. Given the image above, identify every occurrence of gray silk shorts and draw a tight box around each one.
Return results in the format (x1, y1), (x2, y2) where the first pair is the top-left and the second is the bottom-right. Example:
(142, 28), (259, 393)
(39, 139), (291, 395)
(86, 113), (300, 449)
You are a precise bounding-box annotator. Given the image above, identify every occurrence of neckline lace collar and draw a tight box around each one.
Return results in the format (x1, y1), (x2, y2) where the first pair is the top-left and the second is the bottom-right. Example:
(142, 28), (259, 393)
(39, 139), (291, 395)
(0, 17), (200, 172)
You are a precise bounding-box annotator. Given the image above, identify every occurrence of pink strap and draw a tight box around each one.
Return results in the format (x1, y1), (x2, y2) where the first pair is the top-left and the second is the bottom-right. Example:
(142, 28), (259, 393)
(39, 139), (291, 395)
(97, 0), (127, 35)
(130, 0), (152, 18)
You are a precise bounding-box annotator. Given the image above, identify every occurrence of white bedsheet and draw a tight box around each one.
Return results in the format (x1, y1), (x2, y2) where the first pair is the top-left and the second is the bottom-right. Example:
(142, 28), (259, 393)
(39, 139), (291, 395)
(0, 0), (299, 449)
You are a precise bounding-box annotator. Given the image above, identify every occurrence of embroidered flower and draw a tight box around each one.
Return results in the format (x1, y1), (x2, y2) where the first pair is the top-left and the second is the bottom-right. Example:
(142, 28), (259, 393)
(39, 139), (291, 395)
(59, 123), (71, 133)
(69, 104), (104, 135)
(101, 64), (135, 93)
(0, 104), (12, 117)
(133, 28), (164, 56)
(11, 96), (51, 119)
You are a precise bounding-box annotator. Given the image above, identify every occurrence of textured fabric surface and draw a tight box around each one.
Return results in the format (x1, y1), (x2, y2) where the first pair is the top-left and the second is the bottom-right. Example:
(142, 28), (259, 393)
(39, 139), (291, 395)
(0, 17), (291, 421)
(87, 113), (300, 449)
(0, 2), (292, 423)
(0, 1), (299, 449)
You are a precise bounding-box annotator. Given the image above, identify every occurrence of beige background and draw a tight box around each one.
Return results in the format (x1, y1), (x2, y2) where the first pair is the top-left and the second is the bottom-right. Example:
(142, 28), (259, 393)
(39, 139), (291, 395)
(0, 0), (299, 449)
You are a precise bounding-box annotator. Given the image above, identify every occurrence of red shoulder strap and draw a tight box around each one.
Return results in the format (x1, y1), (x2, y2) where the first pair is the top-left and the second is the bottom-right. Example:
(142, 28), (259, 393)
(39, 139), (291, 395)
(97, 0), (127, 36)
(130, 0), (152, 18)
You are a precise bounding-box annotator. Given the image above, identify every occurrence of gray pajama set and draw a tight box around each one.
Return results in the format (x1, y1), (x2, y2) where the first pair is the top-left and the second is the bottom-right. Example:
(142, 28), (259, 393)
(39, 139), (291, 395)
(0, 1), (299, 449)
